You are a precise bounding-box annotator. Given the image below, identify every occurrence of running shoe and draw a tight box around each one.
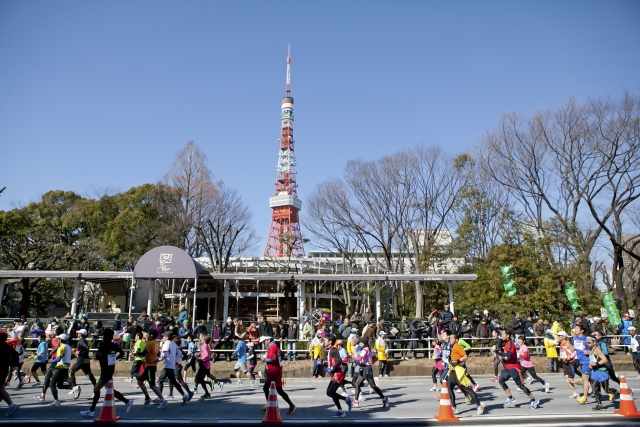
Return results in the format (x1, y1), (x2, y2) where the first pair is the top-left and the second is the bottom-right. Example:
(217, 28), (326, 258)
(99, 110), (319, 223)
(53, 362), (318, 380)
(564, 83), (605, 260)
(34, 394), (45, 402)
(5, 404), (19, 417)
(125, 378), (133, 382)
(352, 400), (359, 407)
(529, 399), (539, 409)
(24, 375), (30, 384)
(251, 380), (256, 388)
(503, 397), (516, 406)
(453, 407), (460, 414)
(515, 387), (522, 392)
(465, 396), (472, 405)
(201, 394), (212, 399)
(218, 382), (224, 392)
(473, 383), (481, 392)
(382, 397), (389, 408)
(286, 405), (296, 415)
(191, 388), (198, 394)
(236, 381), (243, 387)
(346, 396), (352, 411)
(331, 410), (346, 418)
(434, 394), (441, 400)
(188, 391), (194, 402)
(152, 398), (160, 404)
(577, 396), (588, 404)
(360, 395), (366, 401)
(49, 400), (61, 407)
(593, 404), (606, 411)
(569, 393), (580, 399)
(544, 383), (550, 393)
(17, 380), (25, 389)
(34, 381), (42, 386)
(73, 386), (81, 400)
(477, 404), (485, 415)
(430, 386), (438, 392)
(490, 377), (498, 382)
(80, 410), (94, 417)
(182, 394), (188, 405)
(525, 376), (533, 385)
(608, 393), (615, 401)
(126, 400), (134, 413)
(157, 400), (168, 409)
(144, 398), (152, 405)
(166, 395), (174, 400)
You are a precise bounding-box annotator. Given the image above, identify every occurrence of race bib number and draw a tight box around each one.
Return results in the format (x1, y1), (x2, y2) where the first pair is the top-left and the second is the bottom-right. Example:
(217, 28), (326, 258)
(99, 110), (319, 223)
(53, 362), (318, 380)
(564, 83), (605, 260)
(574, 340), (584, 351)
(559, 349), (567, 359)
(108, 353), (117, 366)
(589, 353), (597, 363)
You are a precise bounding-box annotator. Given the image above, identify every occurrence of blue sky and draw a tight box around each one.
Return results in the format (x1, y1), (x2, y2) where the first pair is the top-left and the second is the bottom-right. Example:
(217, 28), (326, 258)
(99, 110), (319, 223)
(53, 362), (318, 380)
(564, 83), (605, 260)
(1, 1), (639, 255)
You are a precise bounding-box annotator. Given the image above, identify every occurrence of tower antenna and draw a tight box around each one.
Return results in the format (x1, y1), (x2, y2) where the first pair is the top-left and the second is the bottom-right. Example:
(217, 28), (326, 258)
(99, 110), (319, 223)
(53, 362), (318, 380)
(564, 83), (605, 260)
(286, 44), (291, 97)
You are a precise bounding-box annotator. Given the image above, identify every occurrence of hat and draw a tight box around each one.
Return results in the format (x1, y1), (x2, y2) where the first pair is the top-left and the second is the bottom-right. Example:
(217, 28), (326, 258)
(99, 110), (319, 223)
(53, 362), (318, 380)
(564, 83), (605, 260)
(379, 331), (386, 336)
(316, 331), (322, 336)
(462, 320), (468, 324)
(630, 326), (637, 330)
(545, 329), (553, 335)
(183, 320), (189, 324)
(259, 336), (271, 343)
(623, 313), (630, 318)
(350, 328), (358, 333)
(163, 331), (173, 337)
(77, 329), (88, 336)
(594, 317), (600, 321)
(58, 334), (68, 341)
(483, 310), (488, 314)
(557, 331), (567, 337)
(226, 317), (232, 322)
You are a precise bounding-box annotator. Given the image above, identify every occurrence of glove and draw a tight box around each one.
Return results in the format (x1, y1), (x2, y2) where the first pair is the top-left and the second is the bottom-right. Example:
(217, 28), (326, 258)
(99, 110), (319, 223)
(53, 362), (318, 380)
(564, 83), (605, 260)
(325, 367), (332, 374)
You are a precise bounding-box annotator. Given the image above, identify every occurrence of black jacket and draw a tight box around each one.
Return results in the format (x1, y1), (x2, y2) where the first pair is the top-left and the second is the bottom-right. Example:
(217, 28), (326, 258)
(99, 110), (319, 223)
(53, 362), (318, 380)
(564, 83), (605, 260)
(286, 324), (298, 340)
(511, 318), (524, 335)
(259, 321), (273, 337)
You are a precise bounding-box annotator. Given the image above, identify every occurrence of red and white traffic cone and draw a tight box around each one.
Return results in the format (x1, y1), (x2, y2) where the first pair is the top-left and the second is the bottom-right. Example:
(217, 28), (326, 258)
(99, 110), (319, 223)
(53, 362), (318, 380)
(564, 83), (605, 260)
(615, 376), (640, 417)
(262, 381), (283, 424)
(94, 380), (120, 423)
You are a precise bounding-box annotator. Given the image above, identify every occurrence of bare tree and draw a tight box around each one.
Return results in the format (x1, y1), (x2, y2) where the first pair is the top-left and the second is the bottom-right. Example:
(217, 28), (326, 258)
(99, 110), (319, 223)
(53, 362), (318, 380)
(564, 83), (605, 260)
(195, 183), (260, 272)
(164, 140), (218, 257)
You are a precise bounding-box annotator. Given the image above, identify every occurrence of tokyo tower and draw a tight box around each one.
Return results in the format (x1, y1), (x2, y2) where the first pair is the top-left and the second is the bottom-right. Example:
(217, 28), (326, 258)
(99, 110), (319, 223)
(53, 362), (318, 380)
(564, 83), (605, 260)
(263, 46), (305, 258)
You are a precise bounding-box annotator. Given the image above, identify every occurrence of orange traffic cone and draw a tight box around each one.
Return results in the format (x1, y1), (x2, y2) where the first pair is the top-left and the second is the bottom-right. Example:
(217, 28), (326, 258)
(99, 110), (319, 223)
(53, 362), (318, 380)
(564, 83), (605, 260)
(434, 380), (459, 422)
(615, 376), (640, 417)
(94, 380), (120, 423)
(262, 381), (283, 424)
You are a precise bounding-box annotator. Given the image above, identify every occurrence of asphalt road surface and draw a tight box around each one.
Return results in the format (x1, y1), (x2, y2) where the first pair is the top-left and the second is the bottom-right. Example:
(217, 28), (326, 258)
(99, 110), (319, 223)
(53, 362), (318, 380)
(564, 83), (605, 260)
(3, 372), (640, 426)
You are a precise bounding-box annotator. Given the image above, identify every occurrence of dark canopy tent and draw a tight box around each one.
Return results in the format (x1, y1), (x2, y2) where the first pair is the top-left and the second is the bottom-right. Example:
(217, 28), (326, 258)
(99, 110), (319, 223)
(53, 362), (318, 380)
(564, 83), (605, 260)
(133, 246), (210, 328)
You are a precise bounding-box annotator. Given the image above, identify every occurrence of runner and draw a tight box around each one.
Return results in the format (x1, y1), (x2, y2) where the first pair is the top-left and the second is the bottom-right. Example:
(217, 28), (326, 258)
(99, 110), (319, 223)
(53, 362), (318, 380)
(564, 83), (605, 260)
(247, 342), (262, 387)
(517, 336), (550, 392)
(557, 331), (583, 398)
(34, 333), (72, 406)
(585, 335), (610, 411)
(182, 335), (197, 383)
(593, 329), (620, 393)
(127, 332), (146, 383)
(336, 339), (351, 396)
(158, 336), (190, 398)
(353, 337), (388, 407)
(0, 331), (20, 416)
(325, 335), (352, 418)
(30, 334), (48, 386)
(158, 332), (193, 405)
(136, 329), (166, 408)
(573, 325), (591, 404)
(498, 329), (539, 409)
(446, 333), (484, 415)
(259, 335), (296, 416)
(232, 335), (251, 386)
(489, 329), (503, 382)
(80, 329), (133, 417)
(430, 337), (444, 392)
(69, 329), (97, 399)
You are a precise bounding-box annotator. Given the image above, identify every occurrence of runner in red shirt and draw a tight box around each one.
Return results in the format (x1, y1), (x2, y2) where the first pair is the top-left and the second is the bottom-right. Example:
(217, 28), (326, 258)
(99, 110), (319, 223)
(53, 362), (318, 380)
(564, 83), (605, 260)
(498, 329), (539, 409)
(259, 336), (296, 416)
(325, 335), (352, 418)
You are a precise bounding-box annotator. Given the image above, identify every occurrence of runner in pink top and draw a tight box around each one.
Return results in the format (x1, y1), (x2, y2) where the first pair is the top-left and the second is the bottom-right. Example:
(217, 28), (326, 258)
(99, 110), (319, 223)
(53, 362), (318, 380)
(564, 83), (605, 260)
(517, 336), (550, 392)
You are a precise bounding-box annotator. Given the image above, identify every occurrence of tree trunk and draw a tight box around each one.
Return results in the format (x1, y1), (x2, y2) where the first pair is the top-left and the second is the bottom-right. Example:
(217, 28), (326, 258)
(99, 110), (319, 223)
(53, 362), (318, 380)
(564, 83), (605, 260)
(415, 280), (424, 319)
(613, 246), (628, 314)
(19, 278), (31, 317)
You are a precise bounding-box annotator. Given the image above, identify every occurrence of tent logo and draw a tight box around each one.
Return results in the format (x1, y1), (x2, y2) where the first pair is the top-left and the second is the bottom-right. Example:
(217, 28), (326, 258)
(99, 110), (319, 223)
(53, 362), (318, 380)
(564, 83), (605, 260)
(158, 253), (173, 273)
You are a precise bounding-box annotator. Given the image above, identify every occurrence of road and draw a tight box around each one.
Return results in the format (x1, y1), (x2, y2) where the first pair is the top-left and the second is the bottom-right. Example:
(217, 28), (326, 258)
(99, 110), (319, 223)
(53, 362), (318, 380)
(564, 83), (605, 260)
(3, 372), (640, 426)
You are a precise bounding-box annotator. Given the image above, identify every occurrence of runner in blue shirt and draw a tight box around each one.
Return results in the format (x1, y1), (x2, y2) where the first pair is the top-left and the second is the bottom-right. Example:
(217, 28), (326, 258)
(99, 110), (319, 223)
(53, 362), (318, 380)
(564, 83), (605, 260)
(232, 336), (250, 386)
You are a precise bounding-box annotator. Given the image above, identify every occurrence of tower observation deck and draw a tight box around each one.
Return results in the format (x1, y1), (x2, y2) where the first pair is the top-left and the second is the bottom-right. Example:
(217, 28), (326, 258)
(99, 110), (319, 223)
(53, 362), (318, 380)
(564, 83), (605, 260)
(263, 46), (305, 258)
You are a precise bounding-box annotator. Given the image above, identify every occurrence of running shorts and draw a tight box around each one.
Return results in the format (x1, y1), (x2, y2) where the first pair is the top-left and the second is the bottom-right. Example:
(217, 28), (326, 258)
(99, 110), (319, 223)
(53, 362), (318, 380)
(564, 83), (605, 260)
(144, 366), (157, 384)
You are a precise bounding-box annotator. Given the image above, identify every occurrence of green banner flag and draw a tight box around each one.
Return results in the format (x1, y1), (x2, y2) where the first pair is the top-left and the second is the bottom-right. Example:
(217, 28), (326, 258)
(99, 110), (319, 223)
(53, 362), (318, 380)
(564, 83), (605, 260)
(603, 292), (621, 326)
(500, 265), (517, 297)
(564, 281), (580, 312)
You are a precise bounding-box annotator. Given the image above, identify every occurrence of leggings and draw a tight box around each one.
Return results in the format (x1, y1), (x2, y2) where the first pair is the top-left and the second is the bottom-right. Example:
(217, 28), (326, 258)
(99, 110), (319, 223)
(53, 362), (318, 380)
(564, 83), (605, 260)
(194, 363), (211, 394)
(493, 357), (500, 377)
(431, 366), (443, 385)
(50, 368), (68, 400)
(590, 379), (608, 405)
(158, 368), (186, 396)
(326, 381), (346, 410)
(262, 380), (294, 407)
(447, 371), (479, 408)
(354, 367), (384, 401)
(42, 364), (65, 397)
(69, 361), (96, 387)
(499, 368), (532, 397)
(521, 366), (546, 385)
(605, 361), (620, 385)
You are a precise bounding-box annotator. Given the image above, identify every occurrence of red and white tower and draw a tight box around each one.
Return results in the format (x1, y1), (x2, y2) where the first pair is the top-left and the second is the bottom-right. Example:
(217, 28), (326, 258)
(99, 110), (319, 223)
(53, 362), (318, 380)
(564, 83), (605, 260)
(263, 46), (305, 258)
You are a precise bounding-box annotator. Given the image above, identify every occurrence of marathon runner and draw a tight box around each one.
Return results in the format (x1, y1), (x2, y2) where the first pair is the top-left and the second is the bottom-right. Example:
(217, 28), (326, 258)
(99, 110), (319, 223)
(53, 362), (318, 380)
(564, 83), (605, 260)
(158, 332), (194, 405)
(498, 329), (539, 409)
(557, 331), (583, 398)
(259, 335), (296, 416)
(0, 331), (20, 416)
(446, 333), (484, 415)
(573, 325), (591, 404)
(34, 333), (72, 406)
(80, 329), (133, 417)
(136, 329), (167, 408)
(585, 335), (611, 411)
(30, 334), (48, 386)
(352, 337), (388, 408)
(69, 328), (96, 399)
(517, 336), (550, 392)
(325, 335), (352, 418)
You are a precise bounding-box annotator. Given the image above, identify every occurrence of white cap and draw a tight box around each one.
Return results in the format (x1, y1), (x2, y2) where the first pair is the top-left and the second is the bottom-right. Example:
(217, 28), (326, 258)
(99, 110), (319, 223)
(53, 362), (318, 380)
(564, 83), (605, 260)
(58, 334), (69, 341)
(259, 336), (271, 343)
(77, 329), (88, 336)
(483, 310), (488, 314)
